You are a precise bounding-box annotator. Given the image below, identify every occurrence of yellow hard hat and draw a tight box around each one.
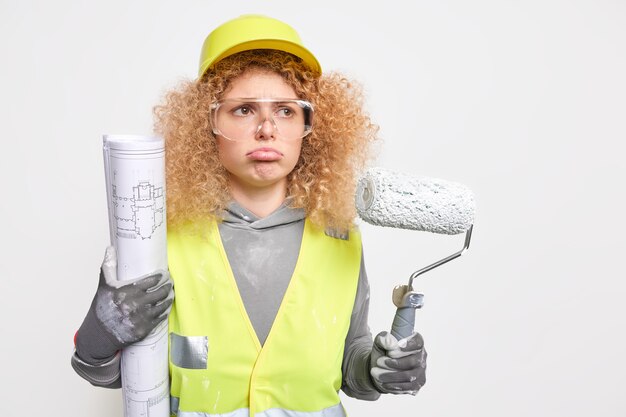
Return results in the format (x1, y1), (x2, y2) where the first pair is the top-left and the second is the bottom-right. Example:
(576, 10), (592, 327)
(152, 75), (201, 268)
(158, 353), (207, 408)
(198, 14), (322, 78)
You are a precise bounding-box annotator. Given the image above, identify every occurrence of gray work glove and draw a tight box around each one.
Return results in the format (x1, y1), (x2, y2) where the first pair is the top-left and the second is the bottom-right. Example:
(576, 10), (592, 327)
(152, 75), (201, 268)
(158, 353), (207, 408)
(75, 246), (174, 364)
(370, 331), (427, 395)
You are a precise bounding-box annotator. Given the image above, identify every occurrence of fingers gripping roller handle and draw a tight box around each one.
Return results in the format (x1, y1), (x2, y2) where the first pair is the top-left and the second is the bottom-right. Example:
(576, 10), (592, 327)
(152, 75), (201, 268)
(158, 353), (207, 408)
(390, 285), (424, 340)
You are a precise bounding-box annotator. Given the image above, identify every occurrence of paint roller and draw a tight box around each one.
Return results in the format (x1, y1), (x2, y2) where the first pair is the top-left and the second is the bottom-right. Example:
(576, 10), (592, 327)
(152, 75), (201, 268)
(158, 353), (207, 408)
(356, 167), (476, 340)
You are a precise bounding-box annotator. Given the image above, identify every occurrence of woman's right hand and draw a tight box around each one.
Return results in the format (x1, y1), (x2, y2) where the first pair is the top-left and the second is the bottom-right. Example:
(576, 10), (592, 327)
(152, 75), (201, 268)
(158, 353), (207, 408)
(75, 246), (174, 364)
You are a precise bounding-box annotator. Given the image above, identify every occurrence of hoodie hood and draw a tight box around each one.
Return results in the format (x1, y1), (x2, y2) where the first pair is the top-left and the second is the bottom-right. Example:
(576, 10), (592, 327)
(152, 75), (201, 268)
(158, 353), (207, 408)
(221, 200), (306, 230)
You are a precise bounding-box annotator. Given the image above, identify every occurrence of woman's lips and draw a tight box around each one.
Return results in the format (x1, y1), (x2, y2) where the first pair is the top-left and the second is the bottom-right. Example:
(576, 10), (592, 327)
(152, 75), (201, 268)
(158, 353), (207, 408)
(246, 147), (284, 161)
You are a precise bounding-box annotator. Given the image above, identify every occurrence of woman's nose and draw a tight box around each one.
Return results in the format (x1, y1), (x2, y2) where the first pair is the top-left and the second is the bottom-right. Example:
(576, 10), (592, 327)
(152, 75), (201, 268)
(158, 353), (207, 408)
(255, 117), (277, 141)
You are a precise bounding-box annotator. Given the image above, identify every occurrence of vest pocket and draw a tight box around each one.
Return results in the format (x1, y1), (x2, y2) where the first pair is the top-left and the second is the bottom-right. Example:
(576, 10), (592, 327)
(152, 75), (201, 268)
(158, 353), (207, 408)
(170, 332), (208, 369)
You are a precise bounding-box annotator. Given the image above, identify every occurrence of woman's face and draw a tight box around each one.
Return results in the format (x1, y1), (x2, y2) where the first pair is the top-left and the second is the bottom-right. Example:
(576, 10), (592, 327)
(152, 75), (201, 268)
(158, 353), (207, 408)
(215, 69), (303, 197)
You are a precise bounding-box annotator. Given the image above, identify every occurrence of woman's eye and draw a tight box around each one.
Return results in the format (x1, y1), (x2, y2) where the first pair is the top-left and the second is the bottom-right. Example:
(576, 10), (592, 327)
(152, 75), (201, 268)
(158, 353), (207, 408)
(276, 107), (293, 118)
(232, 106), (252, 116)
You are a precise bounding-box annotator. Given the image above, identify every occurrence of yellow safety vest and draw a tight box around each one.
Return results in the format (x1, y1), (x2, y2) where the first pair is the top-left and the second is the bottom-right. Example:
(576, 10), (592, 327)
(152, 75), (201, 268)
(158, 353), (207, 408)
(167, 218), (362, 417)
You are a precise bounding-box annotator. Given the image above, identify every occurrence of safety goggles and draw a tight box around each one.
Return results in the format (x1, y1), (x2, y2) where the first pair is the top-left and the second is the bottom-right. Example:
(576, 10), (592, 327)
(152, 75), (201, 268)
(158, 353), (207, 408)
(211, 98), (314, 142)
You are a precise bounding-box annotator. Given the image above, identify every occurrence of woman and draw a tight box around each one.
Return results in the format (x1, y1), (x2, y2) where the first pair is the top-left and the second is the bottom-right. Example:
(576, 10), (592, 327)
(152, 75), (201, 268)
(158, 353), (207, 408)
(72, 14), (426, 417)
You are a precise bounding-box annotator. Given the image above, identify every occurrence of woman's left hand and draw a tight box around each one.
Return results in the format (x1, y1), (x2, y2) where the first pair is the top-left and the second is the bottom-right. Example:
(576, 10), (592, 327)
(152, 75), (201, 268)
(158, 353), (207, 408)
(370, 331), (427, 395)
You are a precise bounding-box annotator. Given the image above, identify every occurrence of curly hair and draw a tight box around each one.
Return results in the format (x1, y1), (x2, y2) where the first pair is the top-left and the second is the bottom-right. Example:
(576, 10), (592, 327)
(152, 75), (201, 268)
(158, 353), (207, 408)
(153, 49), (378, 231)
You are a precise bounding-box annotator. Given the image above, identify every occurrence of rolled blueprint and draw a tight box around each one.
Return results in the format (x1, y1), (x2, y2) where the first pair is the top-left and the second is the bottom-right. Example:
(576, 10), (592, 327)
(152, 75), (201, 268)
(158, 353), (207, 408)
(103, 134), (169, 417)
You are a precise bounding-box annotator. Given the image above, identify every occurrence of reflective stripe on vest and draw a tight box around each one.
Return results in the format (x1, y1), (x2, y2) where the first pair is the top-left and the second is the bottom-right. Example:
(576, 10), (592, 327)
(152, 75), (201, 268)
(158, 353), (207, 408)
(172, 403), (346, 417)
(167, 218), (361, 417)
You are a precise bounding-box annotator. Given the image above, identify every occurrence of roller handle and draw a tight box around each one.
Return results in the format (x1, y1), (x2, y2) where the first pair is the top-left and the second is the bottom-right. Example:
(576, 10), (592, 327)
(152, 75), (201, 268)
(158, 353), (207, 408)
(390, 286), (424, 340)
(391, 307), (417, 340)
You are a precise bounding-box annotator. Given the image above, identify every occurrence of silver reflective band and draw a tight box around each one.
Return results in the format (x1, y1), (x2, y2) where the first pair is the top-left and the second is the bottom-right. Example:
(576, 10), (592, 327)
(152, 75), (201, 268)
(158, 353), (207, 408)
(211, 98), (313, 142)
(170, 333), (208, 369)
(171, 396), (180, 416)
(175, 404), (345, 417)
(177, 408), (249, 417)
(258, 404), (346, 417)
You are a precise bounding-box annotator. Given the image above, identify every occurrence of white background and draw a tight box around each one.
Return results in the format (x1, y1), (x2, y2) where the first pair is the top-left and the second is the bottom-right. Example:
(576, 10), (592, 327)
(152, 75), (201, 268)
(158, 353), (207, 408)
(1, 1), (624, 416)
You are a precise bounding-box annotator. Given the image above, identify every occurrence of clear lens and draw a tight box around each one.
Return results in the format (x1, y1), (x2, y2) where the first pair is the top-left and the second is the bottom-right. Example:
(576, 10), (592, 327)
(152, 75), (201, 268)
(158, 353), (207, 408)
(212, 98), (313, 141)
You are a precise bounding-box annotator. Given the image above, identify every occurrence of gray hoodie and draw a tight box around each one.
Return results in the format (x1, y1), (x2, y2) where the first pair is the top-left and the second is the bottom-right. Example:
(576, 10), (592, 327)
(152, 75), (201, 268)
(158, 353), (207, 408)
(71, 201), (380, 400)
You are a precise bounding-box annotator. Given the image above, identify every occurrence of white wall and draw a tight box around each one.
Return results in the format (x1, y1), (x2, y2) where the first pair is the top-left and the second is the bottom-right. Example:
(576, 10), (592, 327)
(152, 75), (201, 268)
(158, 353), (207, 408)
(1, 1), (624, 416)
